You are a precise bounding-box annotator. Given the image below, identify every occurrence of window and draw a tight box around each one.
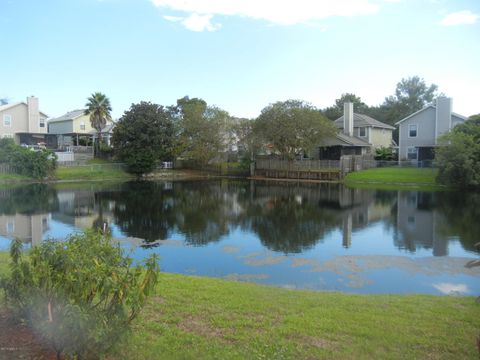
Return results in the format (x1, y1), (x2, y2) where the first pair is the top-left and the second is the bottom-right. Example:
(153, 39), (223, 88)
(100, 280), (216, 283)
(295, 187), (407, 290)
(39, 117), (45, 128)
(408, 124), (417, 137)
(6, 221), (14, 234)
(3, 114), (12, 127)
(359, 127), (366, 137)
(407, 147), (418, 160)
(2, 134), (13, 138)
(80, 122), (86, 130)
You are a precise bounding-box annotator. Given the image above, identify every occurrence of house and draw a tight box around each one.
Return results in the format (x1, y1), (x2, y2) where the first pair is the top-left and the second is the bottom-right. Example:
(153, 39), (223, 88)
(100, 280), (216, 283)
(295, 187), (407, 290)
(316, 102), (393, 160)
(334, 105), (395, 149)
(48, 109), (115, 148)
(395, 97), (466, 161)
(0, 96), (57, 147)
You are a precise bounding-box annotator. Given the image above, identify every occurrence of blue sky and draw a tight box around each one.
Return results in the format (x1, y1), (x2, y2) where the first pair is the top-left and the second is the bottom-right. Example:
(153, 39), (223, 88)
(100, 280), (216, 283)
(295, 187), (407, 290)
(1, 0), (479, 119)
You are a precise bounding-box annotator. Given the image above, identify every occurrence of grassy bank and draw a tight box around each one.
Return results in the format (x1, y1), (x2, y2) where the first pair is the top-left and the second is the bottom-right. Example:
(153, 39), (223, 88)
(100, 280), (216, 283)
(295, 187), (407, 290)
(0, 173), (31, 184)
(344, 167), (443, 190)
(54, 160), (134, 181)
(0, 253), (478, 359)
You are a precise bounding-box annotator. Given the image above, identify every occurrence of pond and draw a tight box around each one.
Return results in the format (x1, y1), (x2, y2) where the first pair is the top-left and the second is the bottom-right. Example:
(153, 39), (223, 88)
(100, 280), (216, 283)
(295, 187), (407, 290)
(0, 180), (479, 295)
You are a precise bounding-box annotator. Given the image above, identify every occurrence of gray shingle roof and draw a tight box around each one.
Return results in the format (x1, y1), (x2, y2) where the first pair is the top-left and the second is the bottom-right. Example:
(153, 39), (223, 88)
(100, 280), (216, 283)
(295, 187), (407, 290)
(48, 109), (85, 123)
(334, 113), (395, 130)
(319, 132), (371, 147)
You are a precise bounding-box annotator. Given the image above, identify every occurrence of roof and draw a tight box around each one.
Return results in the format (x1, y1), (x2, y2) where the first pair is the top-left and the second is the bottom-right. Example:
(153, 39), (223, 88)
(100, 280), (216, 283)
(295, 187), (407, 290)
(48, 109), (86, 123)
(0, 102), (48, 117)
(394, 105), (467, 126)
(334, 113), (395, 130)
(319, 132), (371, 147)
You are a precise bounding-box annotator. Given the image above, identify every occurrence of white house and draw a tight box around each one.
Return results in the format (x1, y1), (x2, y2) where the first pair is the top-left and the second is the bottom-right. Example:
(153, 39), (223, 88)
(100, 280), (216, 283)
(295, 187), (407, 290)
(395, 97), (466, 161)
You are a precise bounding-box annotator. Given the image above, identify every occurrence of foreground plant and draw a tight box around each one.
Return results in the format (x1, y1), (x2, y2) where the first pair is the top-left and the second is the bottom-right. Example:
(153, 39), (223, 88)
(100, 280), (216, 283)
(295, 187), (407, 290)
(0, 231), (159, 359)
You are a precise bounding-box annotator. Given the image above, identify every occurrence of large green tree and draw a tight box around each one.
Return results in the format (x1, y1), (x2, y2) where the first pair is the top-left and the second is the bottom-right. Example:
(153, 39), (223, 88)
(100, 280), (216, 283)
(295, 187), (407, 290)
(255, 100), (336, 160)
(174, 96), (229, 166)
(435, 116), (480, 188)
(376, 76), (439, 126)
(85, 92), (112, 155)
(112, 102), (175, 175)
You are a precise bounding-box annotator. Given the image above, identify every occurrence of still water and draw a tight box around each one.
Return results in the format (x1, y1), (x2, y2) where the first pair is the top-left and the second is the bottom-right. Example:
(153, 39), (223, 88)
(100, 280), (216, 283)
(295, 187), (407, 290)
(0, 180), (479, 295)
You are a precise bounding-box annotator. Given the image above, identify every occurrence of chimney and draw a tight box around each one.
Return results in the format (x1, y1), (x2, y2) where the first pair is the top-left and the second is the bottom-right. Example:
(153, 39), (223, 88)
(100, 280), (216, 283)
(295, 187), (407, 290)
(343, 102), (354, 137)
(27, 96), (40, 132)
(435, 97), (452, 142)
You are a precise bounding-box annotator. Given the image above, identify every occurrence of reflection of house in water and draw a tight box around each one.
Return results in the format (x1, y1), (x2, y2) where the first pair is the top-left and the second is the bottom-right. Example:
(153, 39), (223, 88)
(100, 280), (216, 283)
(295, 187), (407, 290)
(395, 192), (447, 256)
(54, 190), (115, 230)
(0, 213), (50, 246)
(252, 182), (393, 249)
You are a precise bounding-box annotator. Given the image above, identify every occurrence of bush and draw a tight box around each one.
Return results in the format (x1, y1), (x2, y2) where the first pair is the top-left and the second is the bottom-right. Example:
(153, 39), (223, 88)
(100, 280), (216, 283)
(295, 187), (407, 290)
(0, 138), (56, 179)
(0, 231), (159, 359)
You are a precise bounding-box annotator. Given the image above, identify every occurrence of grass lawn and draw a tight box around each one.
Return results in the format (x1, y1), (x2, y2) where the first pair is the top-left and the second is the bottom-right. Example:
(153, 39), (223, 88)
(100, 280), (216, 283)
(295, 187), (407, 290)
(344, 167), (443, 190)
(0, 173), (31, 184)
(0, 253), (478, 359)
(54, 160), (134, 181)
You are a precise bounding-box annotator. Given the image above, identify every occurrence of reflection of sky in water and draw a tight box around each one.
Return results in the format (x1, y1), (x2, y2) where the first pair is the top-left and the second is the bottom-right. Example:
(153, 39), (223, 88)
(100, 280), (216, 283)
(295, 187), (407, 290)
(0, 181), (479, 295)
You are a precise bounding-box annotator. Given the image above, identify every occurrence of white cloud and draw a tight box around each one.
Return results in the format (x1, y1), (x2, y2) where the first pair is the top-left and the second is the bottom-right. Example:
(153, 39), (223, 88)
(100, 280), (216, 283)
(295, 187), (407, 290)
(163, 15), (182, 22)
(151, 0), (379, 31)
(181, 13), (221, 32)
(440, 10), (479, 26)
(433, 282), (470, 295)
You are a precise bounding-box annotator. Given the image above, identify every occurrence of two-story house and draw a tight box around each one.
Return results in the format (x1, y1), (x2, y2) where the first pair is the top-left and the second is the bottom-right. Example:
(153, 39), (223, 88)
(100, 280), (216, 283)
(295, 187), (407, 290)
(0, 96), (55, 146)
(334, 103), (395, 149)
(48, 109), (114, 148)
(316, 103), (394, 159)
(395, 97), (466, 161)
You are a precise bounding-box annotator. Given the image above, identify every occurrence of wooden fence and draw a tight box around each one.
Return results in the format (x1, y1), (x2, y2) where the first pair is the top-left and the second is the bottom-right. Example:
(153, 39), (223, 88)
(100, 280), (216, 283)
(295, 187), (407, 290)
(0, 163), (15, 174)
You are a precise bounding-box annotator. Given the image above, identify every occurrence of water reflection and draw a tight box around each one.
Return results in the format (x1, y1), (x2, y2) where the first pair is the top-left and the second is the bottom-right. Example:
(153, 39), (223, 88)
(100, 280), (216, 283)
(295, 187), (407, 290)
(0, 181), (479, 257)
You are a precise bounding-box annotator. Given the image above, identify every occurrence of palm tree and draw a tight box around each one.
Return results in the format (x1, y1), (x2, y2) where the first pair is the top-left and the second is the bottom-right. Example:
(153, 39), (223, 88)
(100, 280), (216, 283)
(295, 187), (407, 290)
(84, 92), (112, 155)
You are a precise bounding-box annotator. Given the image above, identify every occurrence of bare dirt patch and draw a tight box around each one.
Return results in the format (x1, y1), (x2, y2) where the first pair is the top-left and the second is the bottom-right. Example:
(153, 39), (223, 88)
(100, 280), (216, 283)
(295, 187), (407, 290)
(177, 315), (233, 343)
(0, 309), (57, 360)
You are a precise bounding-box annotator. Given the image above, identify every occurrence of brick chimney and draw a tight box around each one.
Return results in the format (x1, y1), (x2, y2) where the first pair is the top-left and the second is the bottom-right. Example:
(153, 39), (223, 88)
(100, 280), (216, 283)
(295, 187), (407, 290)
(27, 96), (40, 132)
(343, 102), (354, 137)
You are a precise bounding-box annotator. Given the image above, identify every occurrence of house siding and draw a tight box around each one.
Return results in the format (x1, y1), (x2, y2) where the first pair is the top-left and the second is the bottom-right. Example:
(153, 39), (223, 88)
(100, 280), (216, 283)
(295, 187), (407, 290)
(0, 103), (47, 143)
(72, 114), (94, 133)
(370, 128), (393, 148)
(48, 120), (74, 134)
(398, 107), (436, 160)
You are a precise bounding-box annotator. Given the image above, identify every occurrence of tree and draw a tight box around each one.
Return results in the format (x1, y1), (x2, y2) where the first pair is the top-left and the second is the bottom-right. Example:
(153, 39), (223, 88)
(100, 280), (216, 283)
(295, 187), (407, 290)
(1, 231), (159, 359)
(255, 100), (336, 160)
(323, 93), (369, 120)
(85, 92), (112, 155)
(174, 96), (228, 166)
(112, 102), (175, 175)
(435, 117), (480, 188)
(0, 98), (8, 105)
(379, 76), (439, 126)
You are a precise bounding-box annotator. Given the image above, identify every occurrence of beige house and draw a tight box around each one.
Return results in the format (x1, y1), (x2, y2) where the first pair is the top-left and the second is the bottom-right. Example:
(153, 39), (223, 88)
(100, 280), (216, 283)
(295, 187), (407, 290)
(334, 104), (395, 149)
(0, 96), (49, 145)
(316, 103), (394, 160)
(0, 213), (50, 247)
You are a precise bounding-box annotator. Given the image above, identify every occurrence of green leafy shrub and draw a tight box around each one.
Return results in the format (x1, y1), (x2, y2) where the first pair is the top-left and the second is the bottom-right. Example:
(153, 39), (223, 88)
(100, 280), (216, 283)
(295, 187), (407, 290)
(0, 231), (159, 359)
(0, 138), (56, 179)
(374, 146), (395, 161)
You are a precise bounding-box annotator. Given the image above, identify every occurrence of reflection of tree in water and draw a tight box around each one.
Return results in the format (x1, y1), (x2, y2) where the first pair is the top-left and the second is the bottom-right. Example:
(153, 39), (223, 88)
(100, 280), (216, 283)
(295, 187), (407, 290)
(249, 197), (338, 253)
(436, 191), (480, 254)
(101, 181), (177, 242)
(172, 181), (232, 246)
(234, 182), (343, 254)
(100, 180), (232, 244)
(0, 184), (58, 215)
